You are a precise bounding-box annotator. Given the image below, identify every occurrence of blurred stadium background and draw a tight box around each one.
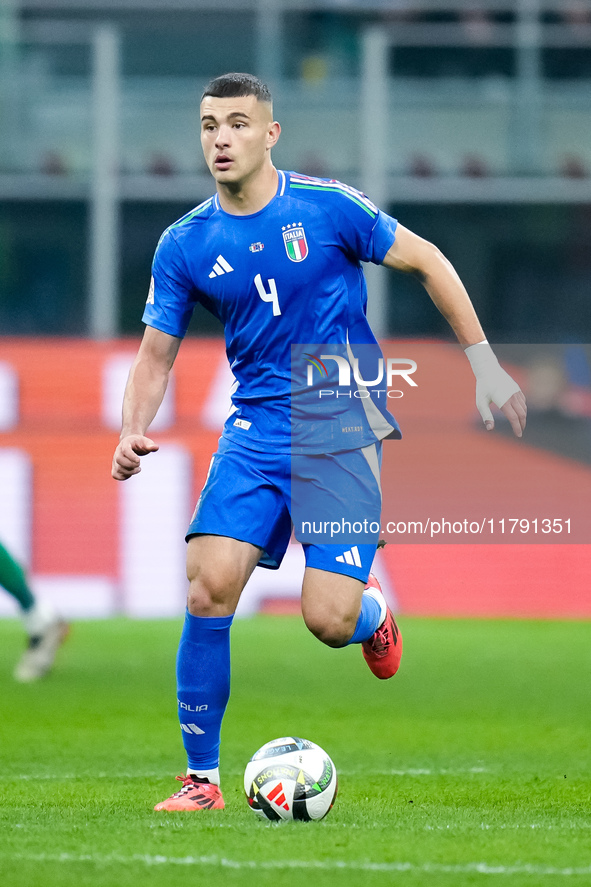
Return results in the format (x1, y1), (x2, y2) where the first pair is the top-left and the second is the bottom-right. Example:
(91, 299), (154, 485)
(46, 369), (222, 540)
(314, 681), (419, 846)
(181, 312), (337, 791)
(1, 0), (590, 622)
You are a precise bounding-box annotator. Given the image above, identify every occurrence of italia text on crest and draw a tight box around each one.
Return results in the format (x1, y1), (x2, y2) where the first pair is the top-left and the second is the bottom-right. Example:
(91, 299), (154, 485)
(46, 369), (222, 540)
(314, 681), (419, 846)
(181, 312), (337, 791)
(282, 224), (308, 262)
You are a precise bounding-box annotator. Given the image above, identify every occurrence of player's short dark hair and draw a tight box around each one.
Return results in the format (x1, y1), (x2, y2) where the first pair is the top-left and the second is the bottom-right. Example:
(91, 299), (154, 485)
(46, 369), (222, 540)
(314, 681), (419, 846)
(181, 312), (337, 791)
(201, 73), (272, 104)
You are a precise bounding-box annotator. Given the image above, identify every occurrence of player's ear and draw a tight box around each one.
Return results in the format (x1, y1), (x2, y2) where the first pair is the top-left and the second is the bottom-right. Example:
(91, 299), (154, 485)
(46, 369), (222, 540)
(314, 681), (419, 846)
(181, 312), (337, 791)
(267, 121), (281, 150)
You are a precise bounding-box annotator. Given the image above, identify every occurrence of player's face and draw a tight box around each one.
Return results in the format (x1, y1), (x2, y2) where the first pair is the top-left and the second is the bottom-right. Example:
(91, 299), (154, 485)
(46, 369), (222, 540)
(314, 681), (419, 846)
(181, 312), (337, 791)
(200, 94), (279, 187)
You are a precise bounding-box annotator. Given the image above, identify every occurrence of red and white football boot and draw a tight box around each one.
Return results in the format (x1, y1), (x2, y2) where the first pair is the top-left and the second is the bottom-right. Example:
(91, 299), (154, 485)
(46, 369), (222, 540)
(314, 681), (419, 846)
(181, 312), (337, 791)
(361, 574), (403, 680)
(154, 775), (225, 811)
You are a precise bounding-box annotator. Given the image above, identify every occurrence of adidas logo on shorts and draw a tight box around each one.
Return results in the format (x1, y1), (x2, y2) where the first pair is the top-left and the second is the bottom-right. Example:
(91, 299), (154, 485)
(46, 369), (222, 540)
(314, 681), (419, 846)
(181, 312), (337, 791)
(335, 546), (362, 567)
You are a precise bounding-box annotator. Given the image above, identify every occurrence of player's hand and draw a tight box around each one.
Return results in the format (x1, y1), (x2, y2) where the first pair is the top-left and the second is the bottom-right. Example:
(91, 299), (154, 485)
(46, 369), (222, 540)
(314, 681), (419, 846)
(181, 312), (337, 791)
(465, 343), (527, 438)
(111, 434), (159, 480)
(479, 388), (527, 438)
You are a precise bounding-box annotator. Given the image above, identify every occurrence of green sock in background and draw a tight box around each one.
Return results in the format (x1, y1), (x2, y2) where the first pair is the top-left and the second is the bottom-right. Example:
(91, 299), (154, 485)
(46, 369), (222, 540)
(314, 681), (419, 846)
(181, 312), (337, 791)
(0, 540), (35, 611)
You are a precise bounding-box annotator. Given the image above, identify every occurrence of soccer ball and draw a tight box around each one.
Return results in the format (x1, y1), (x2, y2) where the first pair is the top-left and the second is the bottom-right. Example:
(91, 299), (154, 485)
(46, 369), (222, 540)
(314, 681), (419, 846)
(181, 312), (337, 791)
(244, 736), (338, 821)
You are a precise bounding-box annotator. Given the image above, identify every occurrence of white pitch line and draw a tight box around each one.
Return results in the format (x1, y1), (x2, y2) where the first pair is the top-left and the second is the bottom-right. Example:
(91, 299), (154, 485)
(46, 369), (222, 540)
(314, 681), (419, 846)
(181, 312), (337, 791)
(9, 773), (164, 781)
(143, 821), (591, 833)
(3, 853), (591, 876)
(425, 823), (591, 832)
(4, 766), (490, 781)
(361, 767), (489, 776)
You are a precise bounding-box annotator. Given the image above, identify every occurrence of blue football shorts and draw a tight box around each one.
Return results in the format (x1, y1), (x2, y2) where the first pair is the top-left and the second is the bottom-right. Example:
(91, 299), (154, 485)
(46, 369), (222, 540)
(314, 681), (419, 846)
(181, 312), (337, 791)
(186, 436), (382, 583)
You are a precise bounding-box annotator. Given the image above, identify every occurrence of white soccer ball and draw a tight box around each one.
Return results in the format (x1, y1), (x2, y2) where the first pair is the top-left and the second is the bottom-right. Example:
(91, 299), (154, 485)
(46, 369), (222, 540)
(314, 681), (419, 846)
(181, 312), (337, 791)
(244, 736), (338, 821)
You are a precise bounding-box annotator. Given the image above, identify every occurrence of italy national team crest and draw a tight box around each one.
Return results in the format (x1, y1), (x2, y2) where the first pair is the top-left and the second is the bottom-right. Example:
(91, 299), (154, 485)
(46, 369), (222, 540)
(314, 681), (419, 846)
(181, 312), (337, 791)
(282, 224), (308, 262)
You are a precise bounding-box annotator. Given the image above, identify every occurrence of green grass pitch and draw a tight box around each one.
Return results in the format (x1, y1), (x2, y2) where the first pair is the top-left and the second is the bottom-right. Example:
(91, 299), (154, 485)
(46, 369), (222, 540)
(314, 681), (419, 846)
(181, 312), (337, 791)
(0, 615), (590, 887)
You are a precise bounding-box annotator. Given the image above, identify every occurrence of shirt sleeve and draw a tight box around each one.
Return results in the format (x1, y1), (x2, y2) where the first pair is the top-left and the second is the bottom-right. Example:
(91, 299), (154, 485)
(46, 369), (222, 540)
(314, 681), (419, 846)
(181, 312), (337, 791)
(329, 182), (398, 264)
(142, 229), (197, 338)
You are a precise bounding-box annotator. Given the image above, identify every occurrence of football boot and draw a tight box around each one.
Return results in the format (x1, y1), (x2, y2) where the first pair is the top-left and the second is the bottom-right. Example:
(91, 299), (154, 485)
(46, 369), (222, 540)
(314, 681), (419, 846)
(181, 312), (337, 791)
(154, 774), (225, 811)
(361, 574), (403, 680)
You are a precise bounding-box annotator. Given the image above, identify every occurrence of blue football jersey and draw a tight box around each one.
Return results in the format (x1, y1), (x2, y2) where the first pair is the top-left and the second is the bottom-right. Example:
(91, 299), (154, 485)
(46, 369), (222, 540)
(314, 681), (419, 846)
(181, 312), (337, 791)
(143, 170), (402, 454)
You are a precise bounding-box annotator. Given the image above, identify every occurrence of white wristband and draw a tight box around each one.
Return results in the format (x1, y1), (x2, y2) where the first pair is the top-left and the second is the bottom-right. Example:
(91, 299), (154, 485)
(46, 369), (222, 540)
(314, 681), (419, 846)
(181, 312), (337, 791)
(464, 341), (498, 377)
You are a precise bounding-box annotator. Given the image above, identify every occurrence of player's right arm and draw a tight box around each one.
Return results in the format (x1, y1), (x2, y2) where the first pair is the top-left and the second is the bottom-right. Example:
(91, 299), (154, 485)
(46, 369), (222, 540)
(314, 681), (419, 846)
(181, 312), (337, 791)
(111, 325), (181, 481)
(382, 224), (526, 438)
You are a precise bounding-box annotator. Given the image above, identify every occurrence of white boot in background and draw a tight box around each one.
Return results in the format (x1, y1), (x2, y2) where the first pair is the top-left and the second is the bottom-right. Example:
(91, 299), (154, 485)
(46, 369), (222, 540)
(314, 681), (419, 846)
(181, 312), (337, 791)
(14, 600), (69, 682)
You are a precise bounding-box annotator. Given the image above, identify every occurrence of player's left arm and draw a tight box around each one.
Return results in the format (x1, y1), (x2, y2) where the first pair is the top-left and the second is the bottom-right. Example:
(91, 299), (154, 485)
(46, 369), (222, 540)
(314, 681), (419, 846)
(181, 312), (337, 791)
(381, 224), (526, 438)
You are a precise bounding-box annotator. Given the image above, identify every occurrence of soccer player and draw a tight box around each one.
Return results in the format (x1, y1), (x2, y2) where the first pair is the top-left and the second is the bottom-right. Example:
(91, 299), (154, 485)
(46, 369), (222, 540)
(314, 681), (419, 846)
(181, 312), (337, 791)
(0, 539), (68, 681)
(111, 73), (526, 812)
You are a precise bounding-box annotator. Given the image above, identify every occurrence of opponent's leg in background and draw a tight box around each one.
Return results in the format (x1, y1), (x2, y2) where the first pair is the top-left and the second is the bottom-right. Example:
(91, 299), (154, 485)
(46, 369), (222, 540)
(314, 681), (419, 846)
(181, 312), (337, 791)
(0, 540), (69, 682)
(0, 540), (34, 611)
(154, 535), (262, 811)
(301, 566), (402, 680)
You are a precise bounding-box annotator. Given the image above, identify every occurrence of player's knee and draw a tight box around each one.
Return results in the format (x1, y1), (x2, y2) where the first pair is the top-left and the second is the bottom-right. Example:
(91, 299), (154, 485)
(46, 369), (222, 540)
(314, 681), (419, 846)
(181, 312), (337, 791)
(186, 567), (241, 617)
(303, 608), (357, 648)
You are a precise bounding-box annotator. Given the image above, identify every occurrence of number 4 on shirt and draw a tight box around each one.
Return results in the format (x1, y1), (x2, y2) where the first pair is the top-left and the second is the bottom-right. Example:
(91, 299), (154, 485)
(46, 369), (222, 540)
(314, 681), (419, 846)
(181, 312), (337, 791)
(254, 274), (281, 317)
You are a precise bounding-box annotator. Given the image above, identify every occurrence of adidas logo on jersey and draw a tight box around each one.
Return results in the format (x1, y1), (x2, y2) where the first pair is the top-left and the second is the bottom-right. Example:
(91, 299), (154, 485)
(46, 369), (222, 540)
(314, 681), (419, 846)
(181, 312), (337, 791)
(335, 546), (362, 567)
(209, 255), (234, 278)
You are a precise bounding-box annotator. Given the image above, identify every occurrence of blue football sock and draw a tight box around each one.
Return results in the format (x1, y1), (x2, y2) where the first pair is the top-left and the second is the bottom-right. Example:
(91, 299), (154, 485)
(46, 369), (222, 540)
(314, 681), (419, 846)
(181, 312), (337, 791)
(346, 592), (382, 645)
(176, 610), (233, 771)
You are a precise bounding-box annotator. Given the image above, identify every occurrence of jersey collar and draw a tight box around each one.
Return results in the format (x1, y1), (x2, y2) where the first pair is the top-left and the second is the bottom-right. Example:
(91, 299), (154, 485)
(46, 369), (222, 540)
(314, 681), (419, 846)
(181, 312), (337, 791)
(213, 170), (286, 217)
